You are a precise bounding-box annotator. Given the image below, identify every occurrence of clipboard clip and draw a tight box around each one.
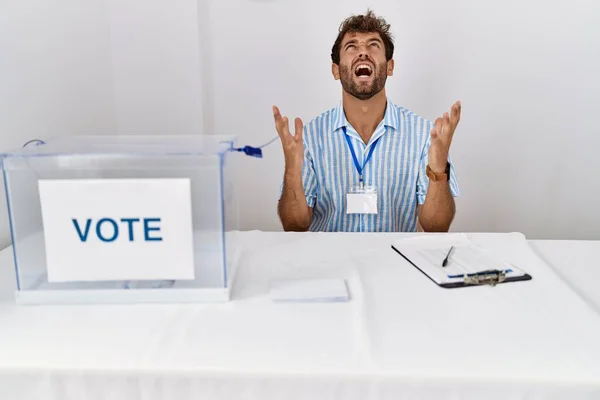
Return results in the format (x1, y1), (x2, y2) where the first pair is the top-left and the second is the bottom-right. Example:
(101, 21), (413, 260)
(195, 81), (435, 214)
(463, 270), (507, 286)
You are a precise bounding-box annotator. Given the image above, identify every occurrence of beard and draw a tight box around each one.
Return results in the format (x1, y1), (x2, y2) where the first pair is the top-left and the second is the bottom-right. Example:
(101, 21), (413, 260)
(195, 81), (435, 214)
(339, 61), (388, 100)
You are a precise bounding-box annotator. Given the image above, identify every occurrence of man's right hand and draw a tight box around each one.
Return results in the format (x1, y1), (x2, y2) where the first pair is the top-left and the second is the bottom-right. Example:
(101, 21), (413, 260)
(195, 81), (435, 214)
(273, 105), (304, 173)
(273, 105), (313, 231)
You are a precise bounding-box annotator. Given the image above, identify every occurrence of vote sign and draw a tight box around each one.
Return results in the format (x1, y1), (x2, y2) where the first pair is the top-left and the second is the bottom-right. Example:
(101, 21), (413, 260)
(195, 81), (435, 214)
(38, 178), (195, 283)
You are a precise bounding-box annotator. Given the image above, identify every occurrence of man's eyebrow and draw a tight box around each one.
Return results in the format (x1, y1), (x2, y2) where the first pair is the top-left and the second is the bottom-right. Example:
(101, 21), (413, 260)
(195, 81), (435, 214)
(343, 37), (382, 48)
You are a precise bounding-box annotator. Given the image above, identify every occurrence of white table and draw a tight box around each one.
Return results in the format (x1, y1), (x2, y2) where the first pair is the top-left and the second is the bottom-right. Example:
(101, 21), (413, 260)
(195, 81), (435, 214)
(528, 240), (600, 315)
(1, 231), (600, 400)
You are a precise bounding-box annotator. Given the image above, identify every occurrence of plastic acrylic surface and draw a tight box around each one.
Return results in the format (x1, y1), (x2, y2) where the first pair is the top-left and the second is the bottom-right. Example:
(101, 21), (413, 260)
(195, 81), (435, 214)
(0, 135), (241, 304)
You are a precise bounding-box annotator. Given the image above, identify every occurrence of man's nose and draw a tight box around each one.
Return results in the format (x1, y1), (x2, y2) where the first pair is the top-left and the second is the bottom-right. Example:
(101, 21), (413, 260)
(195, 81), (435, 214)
(358, 44), (369, 58)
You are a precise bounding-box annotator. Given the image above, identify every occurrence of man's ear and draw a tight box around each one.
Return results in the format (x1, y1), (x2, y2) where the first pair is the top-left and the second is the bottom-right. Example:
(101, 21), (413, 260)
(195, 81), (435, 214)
(332, 63), (340, 80)
(387, 59), (394, 76)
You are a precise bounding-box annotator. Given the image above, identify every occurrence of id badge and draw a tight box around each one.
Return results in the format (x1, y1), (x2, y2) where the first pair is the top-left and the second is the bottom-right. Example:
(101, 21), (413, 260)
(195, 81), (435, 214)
(346, 185), (378, 214)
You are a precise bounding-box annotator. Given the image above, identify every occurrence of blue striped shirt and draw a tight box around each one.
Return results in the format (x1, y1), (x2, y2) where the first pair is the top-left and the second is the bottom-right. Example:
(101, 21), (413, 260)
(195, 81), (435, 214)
(299, 98), (459, 232)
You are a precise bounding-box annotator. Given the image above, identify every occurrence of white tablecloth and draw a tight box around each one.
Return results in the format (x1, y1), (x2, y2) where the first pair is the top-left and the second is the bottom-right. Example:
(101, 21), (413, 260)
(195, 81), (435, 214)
(529, 240), (600, 315)
(1, 231), (600, 400)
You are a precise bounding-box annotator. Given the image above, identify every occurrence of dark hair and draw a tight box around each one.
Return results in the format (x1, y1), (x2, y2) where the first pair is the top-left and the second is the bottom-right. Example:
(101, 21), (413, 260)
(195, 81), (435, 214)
(331, 9), (394, 65)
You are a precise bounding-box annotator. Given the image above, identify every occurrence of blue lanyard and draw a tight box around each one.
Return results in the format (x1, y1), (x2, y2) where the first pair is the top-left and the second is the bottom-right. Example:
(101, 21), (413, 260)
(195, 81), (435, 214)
(343, 127), (380, 187)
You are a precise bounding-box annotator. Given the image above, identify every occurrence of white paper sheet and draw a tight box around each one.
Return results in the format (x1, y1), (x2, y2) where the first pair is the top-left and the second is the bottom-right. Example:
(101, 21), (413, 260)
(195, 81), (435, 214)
(392, 234), (527, 285)
(38, 178), (196, 282)
(270, 279), (350, 302)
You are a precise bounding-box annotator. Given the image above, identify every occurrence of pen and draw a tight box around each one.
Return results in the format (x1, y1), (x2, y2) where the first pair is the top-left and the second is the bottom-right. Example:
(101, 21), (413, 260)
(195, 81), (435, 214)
(442, 246), (454, 267)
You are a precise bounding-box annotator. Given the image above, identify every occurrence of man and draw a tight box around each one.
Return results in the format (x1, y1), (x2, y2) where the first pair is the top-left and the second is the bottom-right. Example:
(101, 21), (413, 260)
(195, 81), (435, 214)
(274, 10), (461, 232)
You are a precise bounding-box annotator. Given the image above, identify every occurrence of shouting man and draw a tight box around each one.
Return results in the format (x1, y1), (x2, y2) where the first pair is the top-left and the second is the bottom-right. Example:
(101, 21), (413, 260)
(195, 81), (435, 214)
(274, 10), (461, 232)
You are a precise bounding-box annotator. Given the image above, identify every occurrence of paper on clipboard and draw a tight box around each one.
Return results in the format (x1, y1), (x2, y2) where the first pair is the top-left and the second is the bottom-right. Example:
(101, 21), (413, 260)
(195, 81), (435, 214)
(392, 234), (528, 286)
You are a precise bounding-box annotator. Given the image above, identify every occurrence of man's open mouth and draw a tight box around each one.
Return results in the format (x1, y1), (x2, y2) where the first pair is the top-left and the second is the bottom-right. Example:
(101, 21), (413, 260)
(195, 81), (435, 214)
(354, 63), (373, 78)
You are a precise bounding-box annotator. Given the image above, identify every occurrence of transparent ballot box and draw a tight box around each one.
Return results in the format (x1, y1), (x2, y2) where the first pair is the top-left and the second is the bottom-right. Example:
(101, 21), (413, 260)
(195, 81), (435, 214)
(0, 135), (241, 304)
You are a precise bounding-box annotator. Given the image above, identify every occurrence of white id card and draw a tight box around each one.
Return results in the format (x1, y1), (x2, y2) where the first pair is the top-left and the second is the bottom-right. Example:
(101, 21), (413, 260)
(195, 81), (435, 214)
(346, 185), (378, 214)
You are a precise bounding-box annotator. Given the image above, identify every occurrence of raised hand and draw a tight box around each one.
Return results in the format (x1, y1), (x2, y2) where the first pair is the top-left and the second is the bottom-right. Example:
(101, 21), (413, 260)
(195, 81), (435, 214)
(273, 105), (304, 173)
(428, 101), (461, 173)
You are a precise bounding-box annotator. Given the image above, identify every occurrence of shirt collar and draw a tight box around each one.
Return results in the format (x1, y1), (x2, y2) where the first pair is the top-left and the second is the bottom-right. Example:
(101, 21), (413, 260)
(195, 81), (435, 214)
(332, 98), (400, 133)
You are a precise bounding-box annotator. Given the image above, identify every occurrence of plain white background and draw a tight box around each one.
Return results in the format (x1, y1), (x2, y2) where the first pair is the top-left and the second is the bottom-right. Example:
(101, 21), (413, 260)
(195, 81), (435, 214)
(1, 0), (599, 247)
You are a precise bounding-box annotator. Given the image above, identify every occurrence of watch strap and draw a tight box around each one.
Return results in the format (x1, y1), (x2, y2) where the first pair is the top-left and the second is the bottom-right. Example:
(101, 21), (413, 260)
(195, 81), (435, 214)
(426, 162), (450, 182)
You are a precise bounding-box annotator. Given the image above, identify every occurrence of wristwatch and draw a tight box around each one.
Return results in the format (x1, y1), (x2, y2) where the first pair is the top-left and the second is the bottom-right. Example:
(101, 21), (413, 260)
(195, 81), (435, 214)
(426, 162), (450, 182)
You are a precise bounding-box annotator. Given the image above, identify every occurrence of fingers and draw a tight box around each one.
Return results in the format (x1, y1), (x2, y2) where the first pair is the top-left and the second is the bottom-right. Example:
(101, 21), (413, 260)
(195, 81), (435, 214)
(272, 105), (281, 121)
(294, 117), (304, 142)
(450, 100), (461, 127)
(273, 105), (285, 138)
(273, 105), (292, 140)
(431, 117), (442, 140)
(434, 100), (461, 140)
(273, 105), (303, 142)
(282, 116), (291, 138)
(442, 112), (450, 135)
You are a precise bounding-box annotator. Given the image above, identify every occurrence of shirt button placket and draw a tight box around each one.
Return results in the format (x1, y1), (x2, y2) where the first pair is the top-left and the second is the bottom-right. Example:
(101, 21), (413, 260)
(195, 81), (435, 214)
(361, 145), (367, 232)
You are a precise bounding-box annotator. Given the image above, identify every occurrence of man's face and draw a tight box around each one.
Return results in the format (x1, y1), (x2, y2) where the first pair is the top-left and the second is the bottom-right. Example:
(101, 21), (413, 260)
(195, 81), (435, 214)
(333, 32), (393, 100)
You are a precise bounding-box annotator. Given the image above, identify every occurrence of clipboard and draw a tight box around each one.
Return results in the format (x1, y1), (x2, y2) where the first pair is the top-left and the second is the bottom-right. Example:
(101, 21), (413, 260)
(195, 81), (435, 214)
(391, 234), (533, 289)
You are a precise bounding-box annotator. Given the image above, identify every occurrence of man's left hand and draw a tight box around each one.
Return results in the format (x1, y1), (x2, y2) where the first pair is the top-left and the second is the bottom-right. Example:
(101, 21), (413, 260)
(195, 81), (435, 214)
(428, 101), (461, 173)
